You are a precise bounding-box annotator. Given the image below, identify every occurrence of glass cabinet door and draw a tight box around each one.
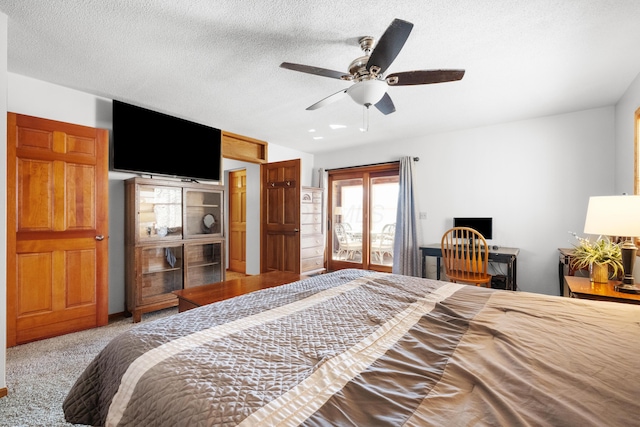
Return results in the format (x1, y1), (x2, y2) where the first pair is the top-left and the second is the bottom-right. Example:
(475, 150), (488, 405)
(139, 245), (183, 304)
(137, 184), (183, 241)
(184, 240), (224, 288)
(184, 188), (223, 238)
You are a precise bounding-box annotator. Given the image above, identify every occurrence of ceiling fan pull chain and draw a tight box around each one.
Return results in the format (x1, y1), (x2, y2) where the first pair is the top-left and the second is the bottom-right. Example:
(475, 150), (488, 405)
(367, 105), (370, 131)
(362, 105), (370, 132)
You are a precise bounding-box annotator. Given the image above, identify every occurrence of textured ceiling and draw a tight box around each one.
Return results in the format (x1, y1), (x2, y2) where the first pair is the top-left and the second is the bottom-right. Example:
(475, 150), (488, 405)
(2, 0), (640, 155)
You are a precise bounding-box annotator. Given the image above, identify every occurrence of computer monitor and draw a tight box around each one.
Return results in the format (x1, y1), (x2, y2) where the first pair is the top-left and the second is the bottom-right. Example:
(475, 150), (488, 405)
(453, 217), (493, 240)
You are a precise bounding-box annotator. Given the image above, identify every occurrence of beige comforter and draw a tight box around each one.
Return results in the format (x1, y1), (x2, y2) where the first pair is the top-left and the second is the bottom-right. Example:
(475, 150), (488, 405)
(63, 269), (640, 426)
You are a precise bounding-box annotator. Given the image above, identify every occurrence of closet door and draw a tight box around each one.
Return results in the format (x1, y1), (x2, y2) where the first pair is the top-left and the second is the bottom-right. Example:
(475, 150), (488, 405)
(6, 113), (109, 346)
(228, 169), (247, 273)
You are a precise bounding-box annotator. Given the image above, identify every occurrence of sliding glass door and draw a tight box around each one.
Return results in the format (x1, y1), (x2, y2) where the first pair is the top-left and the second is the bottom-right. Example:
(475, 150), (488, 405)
(328, 163), (399, 272)
(369, 173), (399, 266)
(330, 174), (363, 267)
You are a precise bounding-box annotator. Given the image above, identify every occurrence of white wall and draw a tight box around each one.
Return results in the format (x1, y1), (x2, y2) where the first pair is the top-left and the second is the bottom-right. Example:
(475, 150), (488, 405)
(8, 74), (112, 129)
(6, 73), (314, 314)
(615, 71), (640, 195)
(614, 70), (640, 280)
(315, 107), (617, 295)
(267, 143), (315, 187)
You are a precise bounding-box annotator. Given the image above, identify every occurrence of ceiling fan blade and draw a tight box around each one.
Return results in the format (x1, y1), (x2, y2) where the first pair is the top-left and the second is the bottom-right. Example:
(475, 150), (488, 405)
(306, 88), (349, 110)
(280, 62), (348, 80)
(387, 69), (465, 86)
(366, 19), (414, 75)
(374, 92), (396, 115)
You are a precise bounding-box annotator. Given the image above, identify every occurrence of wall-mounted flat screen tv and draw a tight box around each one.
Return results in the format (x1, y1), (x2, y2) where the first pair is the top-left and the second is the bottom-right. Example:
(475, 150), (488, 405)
(111, 100), (222, 182)
(453, 217), (493, 239)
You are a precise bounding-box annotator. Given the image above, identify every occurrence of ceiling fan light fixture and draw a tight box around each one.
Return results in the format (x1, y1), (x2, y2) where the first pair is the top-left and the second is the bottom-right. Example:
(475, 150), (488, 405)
(281, 19), (464, 115)
(347, 79), (387, 107)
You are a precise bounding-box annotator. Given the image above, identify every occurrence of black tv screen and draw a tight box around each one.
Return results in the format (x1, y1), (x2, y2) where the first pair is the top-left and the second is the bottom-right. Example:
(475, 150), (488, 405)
(453, 217), (493, 239)
(111, 100), (222, 182)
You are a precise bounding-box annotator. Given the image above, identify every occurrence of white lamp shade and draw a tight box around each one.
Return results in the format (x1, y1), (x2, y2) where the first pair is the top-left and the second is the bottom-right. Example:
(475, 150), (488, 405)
(347, 79), (387, 106)
(583, 195), (640, 237)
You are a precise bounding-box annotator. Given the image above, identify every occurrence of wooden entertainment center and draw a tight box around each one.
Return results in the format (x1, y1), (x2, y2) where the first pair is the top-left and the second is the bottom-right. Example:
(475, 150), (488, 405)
(125, 177), (226, 322)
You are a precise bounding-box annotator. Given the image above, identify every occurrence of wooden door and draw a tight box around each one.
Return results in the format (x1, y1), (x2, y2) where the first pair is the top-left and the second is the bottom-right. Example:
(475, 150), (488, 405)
(228, 169), (246, 273)
(6, 113), (109, 346)
(261, 159), (301, 273)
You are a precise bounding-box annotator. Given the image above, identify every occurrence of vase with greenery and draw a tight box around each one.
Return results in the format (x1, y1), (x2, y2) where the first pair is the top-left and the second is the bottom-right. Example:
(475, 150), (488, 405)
(569, 233), (623, 283)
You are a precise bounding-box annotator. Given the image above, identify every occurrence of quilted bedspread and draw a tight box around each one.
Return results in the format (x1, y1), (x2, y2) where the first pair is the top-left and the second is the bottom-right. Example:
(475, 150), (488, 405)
(63, 269), (640, 426)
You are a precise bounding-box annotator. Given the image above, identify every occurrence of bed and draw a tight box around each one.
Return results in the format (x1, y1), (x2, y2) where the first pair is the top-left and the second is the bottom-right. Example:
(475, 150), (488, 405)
(63, 269), (640, 426)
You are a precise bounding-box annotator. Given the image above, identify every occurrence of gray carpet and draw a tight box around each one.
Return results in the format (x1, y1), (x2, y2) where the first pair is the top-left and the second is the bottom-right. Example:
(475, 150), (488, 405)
(0, 308), (177, 426)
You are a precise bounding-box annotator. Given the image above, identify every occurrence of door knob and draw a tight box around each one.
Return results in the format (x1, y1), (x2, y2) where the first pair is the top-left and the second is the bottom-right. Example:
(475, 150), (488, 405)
(95, 235), (105, 241)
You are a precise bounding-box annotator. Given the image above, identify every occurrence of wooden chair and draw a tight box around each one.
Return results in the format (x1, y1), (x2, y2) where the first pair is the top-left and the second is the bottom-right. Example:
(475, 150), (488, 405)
(441, 227), (492, 287)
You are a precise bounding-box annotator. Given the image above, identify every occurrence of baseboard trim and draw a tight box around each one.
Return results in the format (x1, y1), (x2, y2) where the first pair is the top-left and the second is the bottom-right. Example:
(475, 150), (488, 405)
(0, 386), (8, 398)
(108, 311), (127, 322)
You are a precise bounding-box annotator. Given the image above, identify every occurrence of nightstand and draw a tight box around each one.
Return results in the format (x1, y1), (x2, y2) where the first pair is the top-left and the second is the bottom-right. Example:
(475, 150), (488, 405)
(564, 276), (640, 305)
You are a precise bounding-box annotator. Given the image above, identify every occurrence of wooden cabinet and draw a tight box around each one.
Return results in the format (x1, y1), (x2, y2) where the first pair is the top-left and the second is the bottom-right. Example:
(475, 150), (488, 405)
(300, 187), (325, 275)
(184, 188), (223, 237)
(137, 244), (184, 305)
(125, 178), (225, 322)
(184, 240), (225, 287)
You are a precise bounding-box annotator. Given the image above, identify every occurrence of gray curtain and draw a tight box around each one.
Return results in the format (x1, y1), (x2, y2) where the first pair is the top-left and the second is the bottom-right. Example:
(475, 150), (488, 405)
(317, 168), (328, 234)
(392, 157), (420, 276)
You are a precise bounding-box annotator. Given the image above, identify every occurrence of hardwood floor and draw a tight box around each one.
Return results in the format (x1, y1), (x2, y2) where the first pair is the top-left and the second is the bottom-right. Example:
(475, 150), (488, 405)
(226, 270), (247, 280)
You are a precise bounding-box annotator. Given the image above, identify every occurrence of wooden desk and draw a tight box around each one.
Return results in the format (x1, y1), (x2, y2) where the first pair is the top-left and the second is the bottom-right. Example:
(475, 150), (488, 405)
(173, 271), (306, 312)
(419, 244), (519, 290)
(564, 275), (640, 305)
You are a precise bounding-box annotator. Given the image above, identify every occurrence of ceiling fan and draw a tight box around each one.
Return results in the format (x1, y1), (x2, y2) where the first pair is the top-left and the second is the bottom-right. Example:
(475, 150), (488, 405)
(280, 18), (465, 115)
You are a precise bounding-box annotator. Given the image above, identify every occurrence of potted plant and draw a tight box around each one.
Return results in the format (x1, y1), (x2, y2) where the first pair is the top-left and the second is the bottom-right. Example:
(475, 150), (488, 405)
(569, 233), (623, 283)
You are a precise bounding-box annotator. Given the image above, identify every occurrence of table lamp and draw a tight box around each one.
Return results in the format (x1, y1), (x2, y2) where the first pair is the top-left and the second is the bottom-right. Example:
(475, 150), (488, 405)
(334, 206), (342, 223)
(583, 195), (640, 293)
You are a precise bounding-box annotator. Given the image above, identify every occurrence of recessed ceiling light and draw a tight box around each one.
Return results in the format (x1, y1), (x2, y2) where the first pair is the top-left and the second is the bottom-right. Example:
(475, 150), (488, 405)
(313, 136), (324, 140)
(308, 129), (316, 133)
(329, 124), (346, 130)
